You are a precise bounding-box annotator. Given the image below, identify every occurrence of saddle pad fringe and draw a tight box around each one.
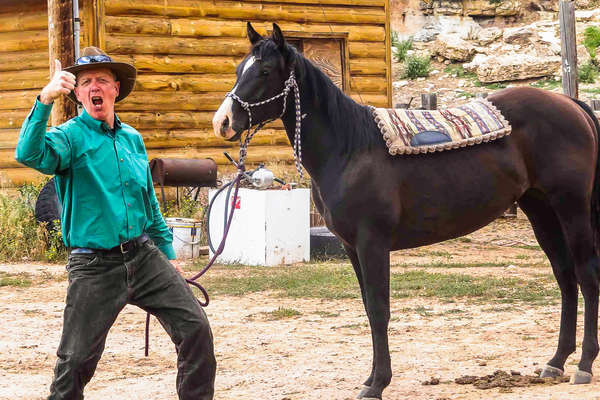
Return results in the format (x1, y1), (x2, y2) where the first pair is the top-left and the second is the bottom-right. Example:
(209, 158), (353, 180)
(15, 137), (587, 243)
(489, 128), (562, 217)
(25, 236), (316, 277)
(371, 99), (512, 155)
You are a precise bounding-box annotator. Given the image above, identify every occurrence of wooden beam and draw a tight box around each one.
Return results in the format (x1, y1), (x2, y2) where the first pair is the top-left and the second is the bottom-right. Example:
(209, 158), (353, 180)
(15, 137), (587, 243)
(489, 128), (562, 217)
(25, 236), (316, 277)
(0, 50), (48, 72)
(0, 30), (49, 52)
(385, 0), (392, 107)
(104, 0), (386, 25)
(559, 0), (578, 98)
(105, 16), (387, 42)
(81, 0), (105, 48)
(0, 11), (47, 33)
(47, 0), (77, 126)
(0, 69), (50, 91)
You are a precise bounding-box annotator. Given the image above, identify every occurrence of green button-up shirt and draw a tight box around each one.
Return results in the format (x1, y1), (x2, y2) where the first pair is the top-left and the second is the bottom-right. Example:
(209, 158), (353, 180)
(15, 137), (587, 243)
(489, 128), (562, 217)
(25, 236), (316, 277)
(15, 99), (176, 259)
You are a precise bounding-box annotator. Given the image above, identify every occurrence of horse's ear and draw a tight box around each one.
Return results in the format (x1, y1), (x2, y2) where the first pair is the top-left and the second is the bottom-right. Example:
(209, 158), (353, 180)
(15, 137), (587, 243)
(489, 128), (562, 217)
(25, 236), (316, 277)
(247, 22), (263, 45)
(272, 23), (286, 50)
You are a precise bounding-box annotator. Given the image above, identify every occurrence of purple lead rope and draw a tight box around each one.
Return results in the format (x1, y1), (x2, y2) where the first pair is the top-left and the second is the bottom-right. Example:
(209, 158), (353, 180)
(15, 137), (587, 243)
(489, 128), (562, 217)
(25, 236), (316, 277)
(144, 162), (246, 356)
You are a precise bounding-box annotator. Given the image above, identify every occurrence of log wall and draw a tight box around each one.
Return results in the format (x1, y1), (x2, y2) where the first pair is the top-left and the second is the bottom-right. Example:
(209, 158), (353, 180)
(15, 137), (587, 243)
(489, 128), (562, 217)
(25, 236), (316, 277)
(105, 0), (392, 170)
(1, 0), (391, 186)
(0, 0), (51, 186)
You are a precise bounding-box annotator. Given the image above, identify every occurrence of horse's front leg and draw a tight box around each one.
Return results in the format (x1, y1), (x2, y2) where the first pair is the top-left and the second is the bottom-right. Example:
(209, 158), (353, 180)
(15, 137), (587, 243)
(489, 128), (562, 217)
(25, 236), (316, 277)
(353, 238), (392, 399)
(344, 245), (376, 388)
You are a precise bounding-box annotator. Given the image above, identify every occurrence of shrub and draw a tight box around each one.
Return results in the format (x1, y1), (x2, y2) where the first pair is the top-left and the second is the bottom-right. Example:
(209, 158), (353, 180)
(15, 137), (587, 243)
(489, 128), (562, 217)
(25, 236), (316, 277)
(579, 61), (598, 84)
(393, 37), (413, 63)
(402, 55), (431, 79)
(584, 26), (600, 65)
(0, 181), (66, 262)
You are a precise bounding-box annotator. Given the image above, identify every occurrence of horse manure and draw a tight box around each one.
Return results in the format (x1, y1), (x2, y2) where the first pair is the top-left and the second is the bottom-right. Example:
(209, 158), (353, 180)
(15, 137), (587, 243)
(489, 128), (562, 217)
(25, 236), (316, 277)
(421, 377), (440, 385)
(455, 369), (570, 389)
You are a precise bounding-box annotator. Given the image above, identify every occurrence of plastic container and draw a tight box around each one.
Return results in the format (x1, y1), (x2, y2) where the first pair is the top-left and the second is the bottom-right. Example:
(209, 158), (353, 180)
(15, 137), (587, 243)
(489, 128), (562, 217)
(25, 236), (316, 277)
(165, 217), (202, 259)
(208, 188), (310, 266)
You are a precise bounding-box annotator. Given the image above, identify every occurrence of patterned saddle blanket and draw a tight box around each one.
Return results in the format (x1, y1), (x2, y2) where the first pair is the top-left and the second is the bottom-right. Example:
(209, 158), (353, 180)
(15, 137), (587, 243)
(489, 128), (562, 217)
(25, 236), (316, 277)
(371, 99), (511, 155)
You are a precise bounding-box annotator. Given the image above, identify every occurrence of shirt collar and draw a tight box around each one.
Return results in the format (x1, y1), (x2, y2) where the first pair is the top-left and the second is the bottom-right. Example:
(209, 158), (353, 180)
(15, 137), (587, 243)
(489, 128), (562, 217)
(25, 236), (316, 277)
(79, 109), (122, 134)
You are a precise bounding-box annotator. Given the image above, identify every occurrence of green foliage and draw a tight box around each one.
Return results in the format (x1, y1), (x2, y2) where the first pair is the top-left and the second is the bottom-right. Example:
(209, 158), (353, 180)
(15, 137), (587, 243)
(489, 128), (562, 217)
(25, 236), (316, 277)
(200, 263), (559, 304)
(583, 26), (600, 62)
(392, 35), (413, 63)
(391, 30), (401, 48)
(579, 61), (598, 84)
(0, 272), (33, 288)
(162, 195), (204, 220)
(582, 87), (600, 95)
(530, 78), (561, 90)
(0, 181), (66, 262)
(444, 64), (477, 80)
(474, 81), (507, 90)
(263, 307), (302, 320)
(402, 55), (431, 79)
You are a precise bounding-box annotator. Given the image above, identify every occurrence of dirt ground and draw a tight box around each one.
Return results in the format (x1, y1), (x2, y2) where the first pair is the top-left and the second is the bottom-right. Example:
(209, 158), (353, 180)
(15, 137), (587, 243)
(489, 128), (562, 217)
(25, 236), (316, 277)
(2, 213), (600, 400)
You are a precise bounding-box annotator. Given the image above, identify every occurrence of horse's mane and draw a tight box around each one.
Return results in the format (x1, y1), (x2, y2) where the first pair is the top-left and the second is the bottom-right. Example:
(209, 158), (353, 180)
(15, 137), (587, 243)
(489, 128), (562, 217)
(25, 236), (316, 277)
(253, 39), (380, 153)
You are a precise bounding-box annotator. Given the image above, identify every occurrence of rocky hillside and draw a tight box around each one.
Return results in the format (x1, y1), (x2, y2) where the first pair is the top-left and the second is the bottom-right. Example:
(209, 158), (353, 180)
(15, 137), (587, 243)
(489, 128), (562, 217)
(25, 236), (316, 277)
(390, 0), (600, 108)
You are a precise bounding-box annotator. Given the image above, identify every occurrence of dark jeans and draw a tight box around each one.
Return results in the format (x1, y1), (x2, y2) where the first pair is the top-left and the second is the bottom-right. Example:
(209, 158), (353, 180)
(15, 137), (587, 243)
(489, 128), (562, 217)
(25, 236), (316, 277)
(48, 240), (216, 400)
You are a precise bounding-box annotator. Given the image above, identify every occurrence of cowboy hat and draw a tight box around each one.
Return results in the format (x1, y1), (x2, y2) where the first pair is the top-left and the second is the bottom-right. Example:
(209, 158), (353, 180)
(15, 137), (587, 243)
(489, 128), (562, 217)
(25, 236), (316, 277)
(64, 46), (137, 104)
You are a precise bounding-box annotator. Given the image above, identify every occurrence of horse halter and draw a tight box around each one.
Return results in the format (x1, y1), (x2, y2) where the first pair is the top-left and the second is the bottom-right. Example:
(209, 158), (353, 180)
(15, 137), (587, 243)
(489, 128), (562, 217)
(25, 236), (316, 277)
(226, 68), (304, 178)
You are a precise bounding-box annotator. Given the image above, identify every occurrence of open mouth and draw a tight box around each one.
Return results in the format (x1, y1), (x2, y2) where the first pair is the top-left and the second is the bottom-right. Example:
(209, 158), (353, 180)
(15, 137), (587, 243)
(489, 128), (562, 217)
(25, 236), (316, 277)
(91, 96), (103, 109)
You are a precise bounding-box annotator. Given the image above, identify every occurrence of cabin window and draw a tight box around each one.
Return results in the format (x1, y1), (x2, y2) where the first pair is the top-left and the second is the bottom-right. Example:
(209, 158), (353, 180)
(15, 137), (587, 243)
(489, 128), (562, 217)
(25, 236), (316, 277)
(276, 32), (349, 92)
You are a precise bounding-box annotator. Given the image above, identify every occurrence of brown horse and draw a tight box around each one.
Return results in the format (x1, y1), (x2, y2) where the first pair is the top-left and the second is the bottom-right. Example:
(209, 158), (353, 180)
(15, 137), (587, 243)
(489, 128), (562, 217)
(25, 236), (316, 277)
(212, 23), (600, 399)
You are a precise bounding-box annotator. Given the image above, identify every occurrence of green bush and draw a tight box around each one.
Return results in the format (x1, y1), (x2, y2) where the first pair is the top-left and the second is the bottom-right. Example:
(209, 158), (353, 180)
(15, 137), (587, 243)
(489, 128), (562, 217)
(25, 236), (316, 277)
(0, 181), (66, 262)
(584, 26), (600, 64)
(393, 37), (413, 63)
(579, 61), (598, 84)
(402, 55), (431, 79)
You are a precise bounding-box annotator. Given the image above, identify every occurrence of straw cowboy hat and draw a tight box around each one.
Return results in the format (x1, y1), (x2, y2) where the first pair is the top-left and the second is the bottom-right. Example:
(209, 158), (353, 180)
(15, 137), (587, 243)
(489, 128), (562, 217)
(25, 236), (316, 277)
(64, 46), (137, 104)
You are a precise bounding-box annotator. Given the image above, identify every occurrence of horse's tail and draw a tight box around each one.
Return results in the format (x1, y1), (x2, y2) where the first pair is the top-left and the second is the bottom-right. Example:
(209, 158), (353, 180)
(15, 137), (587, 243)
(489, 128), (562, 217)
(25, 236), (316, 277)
(572, 97), (600, 250)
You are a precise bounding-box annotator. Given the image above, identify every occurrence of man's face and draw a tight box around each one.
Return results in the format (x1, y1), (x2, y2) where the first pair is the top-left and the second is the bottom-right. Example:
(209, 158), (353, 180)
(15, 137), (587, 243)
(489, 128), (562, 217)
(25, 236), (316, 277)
(74, 68), (120, 123)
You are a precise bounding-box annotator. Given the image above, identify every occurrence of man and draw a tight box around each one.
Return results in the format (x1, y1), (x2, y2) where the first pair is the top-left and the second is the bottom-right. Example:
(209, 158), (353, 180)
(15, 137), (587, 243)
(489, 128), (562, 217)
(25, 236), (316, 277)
(15, 47), (216, 400)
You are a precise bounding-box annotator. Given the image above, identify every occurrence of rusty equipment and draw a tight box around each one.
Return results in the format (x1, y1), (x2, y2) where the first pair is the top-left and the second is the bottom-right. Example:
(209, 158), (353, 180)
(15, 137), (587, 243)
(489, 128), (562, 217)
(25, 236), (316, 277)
(149, 158), (218, 208)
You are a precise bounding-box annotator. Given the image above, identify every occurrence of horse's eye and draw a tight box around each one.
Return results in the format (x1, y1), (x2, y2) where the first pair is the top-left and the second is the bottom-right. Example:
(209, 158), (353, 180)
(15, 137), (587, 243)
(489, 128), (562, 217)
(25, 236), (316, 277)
(262, 70), (270, 76)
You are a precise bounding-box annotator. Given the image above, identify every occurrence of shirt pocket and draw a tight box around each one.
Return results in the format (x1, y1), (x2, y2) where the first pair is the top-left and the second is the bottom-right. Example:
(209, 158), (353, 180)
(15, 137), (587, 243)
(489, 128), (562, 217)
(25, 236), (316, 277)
(127, 153), (149, 190)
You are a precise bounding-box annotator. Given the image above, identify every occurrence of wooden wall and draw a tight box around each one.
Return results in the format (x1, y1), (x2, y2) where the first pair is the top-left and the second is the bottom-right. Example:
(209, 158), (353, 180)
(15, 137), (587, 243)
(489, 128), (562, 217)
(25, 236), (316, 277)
(0, 0), (52, 186)
(0, 0), (391, 187)
(103, 0), (392, 169)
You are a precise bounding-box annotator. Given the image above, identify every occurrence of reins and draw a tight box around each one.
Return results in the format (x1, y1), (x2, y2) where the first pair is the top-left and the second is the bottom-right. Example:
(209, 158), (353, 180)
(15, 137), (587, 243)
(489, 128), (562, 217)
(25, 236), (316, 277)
(144, 66), (305, 356)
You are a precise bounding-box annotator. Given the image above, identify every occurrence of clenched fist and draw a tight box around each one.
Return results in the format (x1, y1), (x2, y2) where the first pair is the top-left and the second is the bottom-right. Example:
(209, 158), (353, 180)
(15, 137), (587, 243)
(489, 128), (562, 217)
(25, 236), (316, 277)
(39, 59), (76, 105)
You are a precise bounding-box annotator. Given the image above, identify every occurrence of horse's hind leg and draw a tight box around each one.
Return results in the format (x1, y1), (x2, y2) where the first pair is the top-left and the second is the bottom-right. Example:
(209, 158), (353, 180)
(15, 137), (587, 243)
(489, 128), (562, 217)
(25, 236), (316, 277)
(549, 193), (600, 382)
(518, 190), (578, 376)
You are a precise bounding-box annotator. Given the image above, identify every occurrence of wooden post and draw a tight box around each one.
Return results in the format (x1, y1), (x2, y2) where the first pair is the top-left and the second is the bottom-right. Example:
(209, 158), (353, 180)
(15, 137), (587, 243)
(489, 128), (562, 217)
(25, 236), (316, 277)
(421, 93), (437, 110)
(559, 0), (578, 98)
(590, 100), (600, 110)
(48, 0), (77, 126)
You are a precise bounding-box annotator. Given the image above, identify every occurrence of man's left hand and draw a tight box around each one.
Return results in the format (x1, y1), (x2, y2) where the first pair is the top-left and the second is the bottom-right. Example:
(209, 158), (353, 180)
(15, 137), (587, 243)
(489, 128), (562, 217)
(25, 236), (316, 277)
(171, 260), (185, 276)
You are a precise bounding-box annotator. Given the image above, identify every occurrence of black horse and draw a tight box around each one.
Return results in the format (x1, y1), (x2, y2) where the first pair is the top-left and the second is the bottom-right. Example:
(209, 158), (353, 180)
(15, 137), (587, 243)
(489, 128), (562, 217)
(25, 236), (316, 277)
(213, 23), (600, 398)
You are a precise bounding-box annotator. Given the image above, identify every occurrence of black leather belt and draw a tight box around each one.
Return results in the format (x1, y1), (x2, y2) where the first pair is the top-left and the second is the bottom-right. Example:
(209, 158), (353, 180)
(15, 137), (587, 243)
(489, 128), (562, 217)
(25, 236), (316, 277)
(71, 234), (150, 255)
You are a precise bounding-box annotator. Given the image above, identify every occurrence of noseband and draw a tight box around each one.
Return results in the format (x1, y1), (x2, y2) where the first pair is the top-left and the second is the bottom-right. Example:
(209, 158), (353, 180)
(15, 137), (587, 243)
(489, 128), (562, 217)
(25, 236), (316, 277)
(226, 69), (304, 177)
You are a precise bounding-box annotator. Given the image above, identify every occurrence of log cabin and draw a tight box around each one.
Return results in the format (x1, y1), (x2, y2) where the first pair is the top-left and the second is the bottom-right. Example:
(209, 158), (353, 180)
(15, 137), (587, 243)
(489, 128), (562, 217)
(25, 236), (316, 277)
(0, 0), (392, 187)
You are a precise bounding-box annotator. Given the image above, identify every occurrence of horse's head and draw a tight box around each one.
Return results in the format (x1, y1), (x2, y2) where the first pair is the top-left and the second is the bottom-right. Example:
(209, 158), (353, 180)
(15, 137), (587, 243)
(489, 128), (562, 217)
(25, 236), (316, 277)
(212, 22), (297, 141)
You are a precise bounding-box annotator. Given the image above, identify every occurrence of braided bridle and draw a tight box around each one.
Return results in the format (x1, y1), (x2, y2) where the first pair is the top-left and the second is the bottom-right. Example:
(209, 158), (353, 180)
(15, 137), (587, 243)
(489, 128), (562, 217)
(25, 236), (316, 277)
(227, 68), (304, 177)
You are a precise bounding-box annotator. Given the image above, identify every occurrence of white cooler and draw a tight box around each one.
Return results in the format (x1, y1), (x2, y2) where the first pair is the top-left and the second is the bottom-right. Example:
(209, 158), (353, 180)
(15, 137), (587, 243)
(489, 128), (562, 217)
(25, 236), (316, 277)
(208, 188), (310, 266)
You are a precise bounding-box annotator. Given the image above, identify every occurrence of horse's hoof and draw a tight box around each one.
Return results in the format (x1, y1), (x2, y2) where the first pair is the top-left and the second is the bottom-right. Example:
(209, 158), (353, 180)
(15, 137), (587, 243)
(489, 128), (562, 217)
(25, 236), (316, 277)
(570, 369), (593, 384)
(357, 385), (381, 399)
(540, 364), (564, 378)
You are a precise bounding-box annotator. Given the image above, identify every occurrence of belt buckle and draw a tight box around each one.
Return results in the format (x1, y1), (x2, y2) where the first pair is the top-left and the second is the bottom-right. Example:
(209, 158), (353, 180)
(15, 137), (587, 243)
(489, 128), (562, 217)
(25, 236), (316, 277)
(119, 242), (129, 254)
